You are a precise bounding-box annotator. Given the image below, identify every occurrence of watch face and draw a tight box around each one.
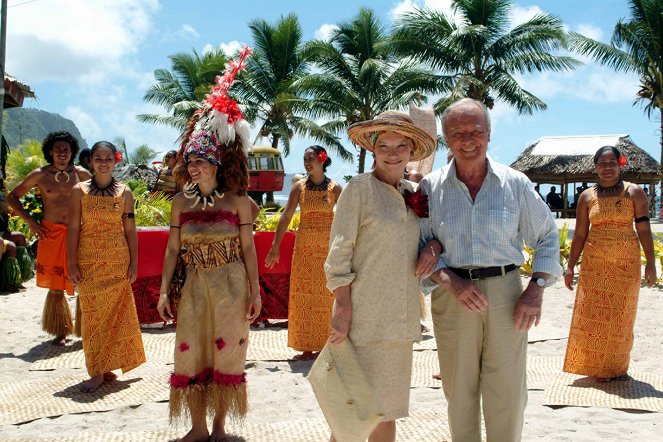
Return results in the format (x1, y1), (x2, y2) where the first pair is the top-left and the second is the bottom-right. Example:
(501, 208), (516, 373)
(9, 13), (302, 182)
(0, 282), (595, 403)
(534, 278), (545, 287)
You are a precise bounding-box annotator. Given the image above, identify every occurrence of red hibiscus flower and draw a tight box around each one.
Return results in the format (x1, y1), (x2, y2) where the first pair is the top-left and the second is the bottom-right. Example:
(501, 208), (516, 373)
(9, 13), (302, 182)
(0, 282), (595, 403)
(317, 151), (328, 164)
(618, 155), (627, 167)
(403, 188), (429, 218)
(114, 151), (123, 163)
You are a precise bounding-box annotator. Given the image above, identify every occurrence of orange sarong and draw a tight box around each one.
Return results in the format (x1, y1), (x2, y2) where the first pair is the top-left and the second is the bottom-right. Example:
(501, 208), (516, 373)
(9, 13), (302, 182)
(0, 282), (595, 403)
(78, 190), (145, 377)
(36, 219), (74, 295)
(563, 185), (641, 378)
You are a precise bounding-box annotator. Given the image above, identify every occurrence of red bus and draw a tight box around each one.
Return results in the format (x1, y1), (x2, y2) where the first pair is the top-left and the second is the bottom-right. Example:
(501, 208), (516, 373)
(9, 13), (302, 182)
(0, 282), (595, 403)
(248, 146), (285, 201)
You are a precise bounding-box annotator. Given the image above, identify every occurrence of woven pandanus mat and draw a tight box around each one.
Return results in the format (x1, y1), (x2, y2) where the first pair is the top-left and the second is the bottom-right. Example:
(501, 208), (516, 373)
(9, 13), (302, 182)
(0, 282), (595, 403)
(6, 410), (452, 441)
(544, 371), (663, 412)
(30, 334), (175, 371)
(527, 356), (564, 390)
(0, 369), (169, 425)
(528, 321), (569, 343)
(246, 328), (297, 361)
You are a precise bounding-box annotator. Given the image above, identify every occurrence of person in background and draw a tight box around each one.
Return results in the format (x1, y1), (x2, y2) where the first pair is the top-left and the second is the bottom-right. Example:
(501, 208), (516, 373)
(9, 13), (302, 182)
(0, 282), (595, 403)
(153, 150), (179, 196)
(78, 148), (92, 172)
(8, 131), (92, 345)
(265, 145), (342, 360)
(546, 185), (564, 217)
(564, 146), (655, 381)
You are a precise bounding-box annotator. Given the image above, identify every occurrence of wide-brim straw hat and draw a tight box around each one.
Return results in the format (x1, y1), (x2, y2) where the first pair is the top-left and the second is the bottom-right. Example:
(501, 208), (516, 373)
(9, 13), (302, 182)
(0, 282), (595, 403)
(347, 110), (436, 161)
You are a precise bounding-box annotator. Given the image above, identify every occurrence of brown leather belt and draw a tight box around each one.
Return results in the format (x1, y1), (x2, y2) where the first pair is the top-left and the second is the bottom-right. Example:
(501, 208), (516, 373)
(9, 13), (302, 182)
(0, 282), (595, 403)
(449, 264), (518, 281)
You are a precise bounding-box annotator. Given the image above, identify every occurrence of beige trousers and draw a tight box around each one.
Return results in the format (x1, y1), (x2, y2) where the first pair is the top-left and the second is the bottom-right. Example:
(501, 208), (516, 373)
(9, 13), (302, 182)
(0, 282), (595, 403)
(431, 271), (527, 442)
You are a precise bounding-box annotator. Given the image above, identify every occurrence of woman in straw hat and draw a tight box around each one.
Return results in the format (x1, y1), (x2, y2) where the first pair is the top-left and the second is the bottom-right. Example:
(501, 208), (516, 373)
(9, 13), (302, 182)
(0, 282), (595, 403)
(323, 110), (441, 441)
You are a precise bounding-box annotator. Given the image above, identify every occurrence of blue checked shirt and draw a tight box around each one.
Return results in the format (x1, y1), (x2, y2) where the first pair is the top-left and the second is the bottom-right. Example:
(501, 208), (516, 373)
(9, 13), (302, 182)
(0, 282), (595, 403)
(419, 157), (562, 292)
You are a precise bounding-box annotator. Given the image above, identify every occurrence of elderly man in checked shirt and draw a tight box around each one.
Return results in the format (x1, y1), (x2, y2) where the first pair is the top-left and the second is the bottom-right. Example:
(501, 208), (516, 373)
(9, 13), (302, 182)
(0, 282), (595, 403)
(419, 98), (562, 442)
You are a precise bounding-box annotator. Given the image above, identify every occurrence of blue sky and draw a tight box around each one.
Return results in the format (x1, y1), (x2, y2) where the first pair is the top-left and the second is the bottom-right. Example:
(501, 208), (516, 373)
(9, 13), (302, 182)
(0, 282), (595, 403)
(6, 0), (658, 185)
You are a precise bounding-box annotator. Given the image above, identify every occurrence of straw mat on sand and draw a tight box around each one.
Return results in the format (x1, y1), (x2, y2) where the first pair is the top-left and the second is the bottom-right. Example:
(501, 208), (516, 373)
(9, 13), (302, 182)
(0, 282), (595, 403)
(30, 334), (175, 371)
(544, 371), (663, 412)
(246, 329), (298, 361)
(8, 410), (452, 441)
(0, 369), (169, 425)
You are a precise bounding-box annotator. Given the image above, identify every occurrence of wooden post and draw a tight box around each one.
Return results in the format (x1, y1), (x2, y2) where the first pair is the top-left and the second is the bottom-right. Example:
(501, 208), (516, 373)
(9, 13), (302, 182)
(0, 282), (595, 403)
(562, 180), (568, 219)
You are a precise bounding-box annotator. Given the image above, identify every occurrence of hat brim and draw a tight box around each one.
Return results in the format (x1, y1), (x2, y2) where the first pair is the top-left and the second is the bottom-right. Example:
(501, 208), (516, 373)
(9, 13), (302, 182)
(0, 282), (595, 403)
(347, 119), (436, 162)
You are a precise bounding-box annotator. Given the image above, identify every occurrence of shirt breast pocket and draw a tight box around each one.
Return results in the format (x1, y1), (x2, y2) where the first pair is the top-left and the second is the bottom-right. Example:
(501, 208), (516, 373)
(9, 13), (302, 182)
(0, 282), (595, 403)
(488, 209), (519, 247)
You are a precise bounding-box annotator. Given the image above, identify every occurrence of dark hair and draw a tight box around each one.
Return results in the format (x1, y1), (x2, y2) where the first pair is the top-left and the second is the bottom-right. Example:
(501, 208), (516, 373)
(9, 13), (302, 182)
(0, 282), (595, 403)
(165, 150), (177, 158)
(593, 146), (621, 164)
(305, 145), (332, 172)
(175, 112), (249, 194)
(90, 141), (117, 157)
(42, 131), (80, 165)
(78, 148), (91, 163)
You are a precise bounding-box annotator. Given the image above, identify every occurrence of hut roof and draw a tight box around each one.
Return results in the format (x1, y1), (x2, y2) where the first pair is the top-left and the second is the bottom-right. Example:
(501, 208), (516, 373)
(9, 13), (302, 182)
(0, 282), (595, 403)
(509, 134), (660, 184)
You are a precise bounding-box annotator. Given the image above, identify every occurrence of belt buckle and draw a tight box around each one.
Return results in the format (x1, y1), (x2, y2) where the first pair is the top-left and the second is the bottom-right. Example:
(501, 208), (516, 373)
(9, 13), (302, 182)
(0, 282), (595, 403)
(468, 268), (480, 281)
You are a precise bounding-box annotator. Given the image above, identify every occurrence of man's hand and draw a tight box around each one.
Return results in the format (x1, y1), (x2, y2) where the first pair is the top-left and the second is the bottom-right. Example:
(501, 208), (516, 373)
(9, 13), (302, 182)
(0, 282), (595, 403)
(444, 271), (488, 312)
(329, 302), (352, 345)
(29, 219), (49, 241)
(514, 283), (543, 331)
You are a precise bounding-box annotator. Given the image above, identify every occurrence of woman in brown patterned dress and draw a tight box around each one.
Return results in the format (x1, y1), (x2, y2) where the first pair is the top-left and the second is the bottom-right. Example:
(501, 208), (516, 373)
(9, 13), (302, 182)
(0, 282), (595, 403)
(564, 145), (656, 381)
(265, 145), (343, 360)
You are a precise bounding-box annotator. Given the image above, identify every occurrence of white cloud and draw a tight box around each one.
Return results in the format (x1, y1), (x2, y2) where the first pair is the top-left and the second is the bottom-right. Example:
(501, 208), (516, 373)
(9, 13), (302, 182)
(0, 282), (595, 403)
(390, 0), (454, 22)
(314, 24), (338, 42)
(203, 40), (244, 56)
(509, 4), (544, 28)
(180, 24), (200, 40)
(7, 0), (160, 84)
(64, 106), (102, 140)
(575, 23), (604, 41)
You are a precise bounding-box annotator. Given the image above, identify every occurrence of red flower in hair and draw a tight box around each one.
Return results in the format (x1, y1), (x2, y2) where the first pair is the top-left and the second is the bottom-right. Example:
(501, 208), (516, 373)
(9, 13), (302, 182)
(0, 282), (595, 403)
(317, 151), (328, 164)
(618, 155), (627, 167)
(114, 151), (123, 164)
(403, 188), (429, 218)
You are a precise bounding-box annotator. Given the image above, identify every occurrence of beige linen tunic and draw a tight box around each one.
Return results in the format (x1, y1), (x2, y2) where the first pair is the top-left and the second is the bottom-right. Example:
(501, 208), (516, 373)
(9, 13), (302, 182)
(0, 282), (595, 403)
(324, 173), (422, 419)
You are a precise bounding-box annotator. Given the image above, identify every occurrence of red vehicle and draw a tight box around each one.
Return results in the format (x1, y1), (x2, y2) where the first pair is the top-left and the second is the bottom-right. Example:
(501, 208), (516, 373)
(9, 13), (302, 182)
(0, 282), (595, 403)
(248, 146), (285, 202)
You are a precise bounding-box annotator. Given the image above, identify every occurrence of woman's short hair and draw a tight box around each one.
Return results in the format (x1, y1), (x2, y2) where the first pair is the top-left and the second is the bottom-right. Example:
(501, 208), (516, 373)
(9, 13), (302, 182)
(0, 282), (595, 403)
(593, 146), (621, 164)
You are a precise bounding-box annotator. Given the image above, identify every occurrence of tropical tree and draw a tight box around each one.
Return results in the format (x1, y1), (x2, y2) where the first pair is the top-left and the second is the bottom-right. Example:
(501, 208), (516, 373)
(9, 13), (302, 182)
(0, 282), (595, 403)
(232, 14), (349, 159)
(294, 8), (450, 173)
(138, 49), (229, 132)
(114, 138), (158, 166)
(390, 0), (579, 114)
(568, 0), (663, 201)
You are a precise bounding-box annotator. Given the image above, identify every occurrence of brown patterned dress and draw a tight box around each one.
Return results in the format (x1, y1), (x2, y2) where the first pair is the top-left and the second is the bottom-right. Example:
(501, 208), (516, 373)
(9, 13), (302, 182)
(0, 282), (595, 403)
(287, 178), (337, 352)
(77, 186), (145, 377)
(169, 210), (249, 423)
(564, 183), (641, 378)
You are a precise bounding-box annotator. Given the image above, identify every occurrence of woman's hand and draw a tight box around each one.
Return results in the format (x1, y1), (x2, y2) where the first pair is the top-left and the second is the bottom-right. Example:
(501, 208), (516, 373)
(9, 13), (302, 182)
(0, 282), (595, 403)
(644, 261), (657, 288)
(157, 293), (173, 321)
(564, 268), (574, 291)
(264, 245), (280, 269)
(329, 302), (352, 345)
(68, 265), (82, 285)
(416, 240), (442, 277)
(127, 261), (138, 283)
(246, 288), (262, 322)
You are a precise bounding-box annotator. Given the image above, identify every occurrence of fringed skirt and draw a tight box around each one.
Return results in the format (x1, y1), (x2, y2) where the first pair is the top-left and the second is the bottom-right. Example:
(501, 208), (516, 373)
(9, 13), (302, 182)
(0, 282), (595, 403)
(169, 260), (250, 423)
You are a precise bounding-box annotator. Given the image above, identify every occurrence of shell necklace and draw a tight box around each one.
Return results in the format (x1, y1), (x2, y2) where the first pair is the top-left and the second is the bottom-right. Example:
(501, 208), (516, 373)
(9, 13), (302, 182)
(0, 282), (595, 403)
(183, 182), (223, 211)
(53, 165), (72, 183)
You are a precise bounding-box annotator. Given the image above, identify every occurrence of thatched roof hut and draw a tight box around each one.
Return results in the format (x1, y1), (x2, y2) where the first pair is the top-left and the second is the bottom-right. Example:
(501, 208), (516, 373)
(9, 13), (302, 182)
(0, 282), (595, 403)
(510, 134), (660, 184)
(510, 134), (660, 216)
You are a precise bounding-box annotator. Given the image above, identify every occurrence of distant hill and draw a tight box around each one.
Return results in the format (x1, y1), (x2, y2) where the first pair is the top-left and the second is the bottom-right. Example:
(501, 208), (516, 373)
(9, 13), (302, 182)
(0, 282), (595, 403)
(2, 108), (88, 149)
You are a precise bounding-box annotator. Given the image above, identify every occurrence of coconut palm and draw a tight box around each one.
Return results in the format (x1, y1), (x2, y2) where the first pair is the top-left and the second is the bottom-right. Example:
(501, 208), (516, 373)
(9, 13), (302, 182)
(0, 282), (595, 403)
(138, 49), (229, 132)
(568, 0), (663, 200)
(114, 138), (158, 166)
(294, 8), (450, 173)
(232, 13), (349, 159)
(390, 0), (579, 114)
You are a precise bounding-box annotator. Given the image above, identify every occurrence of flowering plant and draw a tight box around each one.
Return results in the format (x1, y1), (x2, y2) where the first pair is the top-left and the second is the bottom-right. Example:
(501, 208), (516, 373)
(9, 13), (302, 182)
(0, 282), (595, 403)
(403, 188), (429, 218)
(618, 155), (627, 167)
(317, 151), (328, 164)
(114, 151), (123, 164)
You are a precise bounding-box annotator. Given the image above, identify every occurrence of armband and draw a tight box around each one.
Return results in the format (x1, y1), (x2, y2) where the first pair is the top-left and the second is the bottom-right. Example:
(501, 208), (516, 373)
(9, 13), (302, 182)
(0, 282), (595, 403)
(122, 212), (135, 219)
(634, 216), (650, 224)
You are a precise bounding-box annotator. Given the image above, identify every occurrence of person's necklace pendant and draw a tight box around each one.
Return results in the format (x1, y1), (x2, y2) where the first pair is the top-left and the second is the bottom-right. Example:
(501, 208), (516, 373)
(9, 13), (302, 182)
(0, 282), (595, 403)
(54, 169), (70, 183)
(183, 182), (223, 211)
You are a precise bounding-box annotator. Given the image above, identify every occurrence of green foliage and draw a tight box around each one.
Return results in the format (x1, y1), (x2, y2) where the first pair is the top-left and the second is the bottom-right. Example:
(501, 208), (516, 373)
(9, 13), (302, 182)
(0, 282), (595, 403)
(391, 0), (579, 114)
(133, 190), (172, 226)
(125, 178), (149, 195)
(8, 216), (32, 241)
(5, 140), (47, 189)
(641, 232), (663, 283)
(521, 223), (574, 275)
(114, 138), (158, 166)
(254, 206), (300, 231)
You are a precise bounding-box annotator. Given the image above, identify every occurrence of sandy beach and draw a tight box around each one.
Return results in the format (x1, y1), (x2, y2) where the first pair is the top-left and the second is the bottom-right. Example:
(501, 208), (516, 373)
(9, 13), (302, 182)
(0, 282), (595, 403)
(0, 274), (661, 441)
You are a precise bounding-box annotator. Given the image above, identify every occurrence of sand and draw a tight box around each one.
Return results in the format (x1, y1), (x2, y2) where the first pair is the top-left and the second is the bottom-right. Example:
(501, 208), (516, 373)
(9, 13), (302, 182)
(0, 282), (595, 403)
(0, 276), (662, 441)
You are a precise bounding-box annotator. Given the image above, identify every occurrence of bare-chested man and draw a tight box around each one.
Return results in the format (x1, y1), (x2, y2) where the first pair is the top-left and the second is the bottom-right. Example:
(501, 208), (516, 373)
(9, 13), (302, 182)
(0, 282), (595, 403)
(8, 131), (92, 345)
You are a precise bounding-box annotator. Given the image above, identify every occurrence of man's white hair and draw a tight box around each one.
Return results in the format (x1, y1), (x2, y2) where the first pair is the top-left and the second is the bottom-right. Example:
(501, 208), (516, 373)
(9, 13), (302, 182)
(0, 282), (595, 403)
(441, 98), (491, 139)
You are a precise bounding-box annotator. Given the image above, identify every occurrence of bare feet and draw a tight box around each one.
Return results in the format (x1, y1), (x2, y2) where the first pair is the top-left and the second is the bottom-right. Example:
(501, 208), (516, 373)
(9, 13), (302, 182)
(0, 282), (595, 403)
(179, 427), (209, 442)
(596, 374), (629, 383)
(80, 374), (104, 393)
(210, 414), (227, 442)
(51, 335), (66, 346)
(293, 351), (318, 361)
(103, 372), (117, 382)
(421, 323), (430, 333)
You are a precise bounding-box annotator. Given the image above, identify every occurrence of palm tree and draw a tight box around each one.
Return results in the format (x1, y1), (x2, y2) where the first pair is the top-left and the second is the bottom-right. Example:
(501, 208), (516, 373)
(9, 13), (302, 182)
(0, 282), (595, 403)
(390, 0), (579, 114)
(114, 138), (158, 166)
(568, 0), (663, 202)
(294, 8), (449, 173)
(138, 49), (229, 132)
(232, 14), (349, 159)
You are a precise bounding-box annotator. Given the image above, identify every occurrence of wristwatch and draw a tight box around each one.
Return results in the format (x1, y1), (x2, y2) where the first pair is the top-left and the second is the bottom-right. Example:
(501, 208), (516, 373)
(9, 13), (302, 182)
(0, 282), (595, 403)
(530, 277), (546, 288)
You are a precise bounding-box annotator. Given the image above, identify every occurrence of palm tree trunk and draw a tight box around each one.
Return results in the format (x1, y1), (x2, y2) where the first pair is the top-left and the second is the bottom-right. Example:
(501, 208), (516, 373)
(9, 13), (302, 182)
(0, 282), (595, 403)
(659, 109), (663, 218)
(265, 134), (281, 204)
(358, 148), (367, 174)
